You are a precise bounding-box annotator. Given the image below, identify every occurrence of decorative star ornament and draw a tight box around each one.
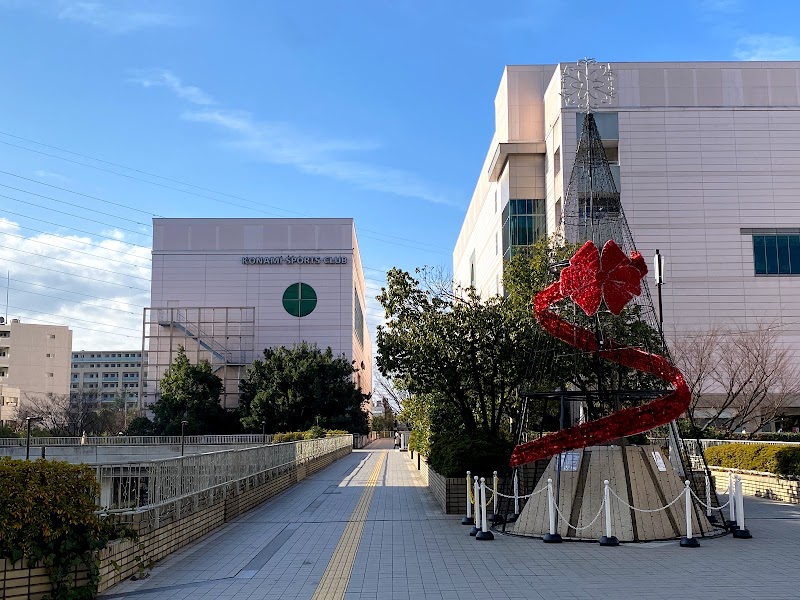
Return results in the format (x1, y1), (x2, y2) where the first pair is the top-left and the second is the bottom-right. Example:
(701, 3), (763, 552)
(559, 240), (648, 316)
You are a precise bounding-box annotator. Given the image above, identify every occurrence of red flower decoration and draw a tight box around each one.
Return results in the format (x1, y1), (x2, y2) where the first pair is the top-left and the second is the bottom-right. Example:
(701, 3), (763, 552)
(560, 240), (648, 316)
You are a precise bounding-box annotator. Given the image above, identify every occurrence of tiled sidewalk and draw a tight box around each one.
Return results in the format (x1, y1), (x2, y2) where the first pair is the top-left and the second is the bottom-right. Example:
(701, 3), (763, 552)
(102, 441), (800, 600)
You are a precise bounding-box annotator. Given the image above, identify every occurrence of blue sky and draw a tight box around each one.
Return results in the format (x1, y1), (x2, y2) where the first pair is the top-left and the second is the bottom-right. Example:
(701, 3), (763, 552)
(0, 0), (798, 350)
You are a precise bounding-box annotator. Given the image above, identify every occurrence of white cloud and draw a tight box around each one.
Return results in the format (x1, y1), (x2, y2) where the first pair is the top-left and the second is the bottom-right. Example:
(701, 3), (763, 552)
(130, 69), (215, 106)
(0, 1), (176, 33)
(184, 108), (455, 206)
(734, 34), (800, 61)
(34, 169), (71, 183)
(0, 220), (150, 349)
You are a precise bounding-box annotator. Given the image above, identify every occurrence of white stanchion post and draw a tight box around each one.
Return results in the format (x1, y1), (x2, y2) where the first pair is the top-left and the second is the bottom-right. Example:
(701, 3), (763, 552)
(680, 480), (699, 547)
(599, 479), (618, 546)
(728, 472), (736, 526)
(462, 471), (474, 525)
(489, 470), (501, 523)
(704, 473), (712, 518)
(476, 477), (494, 540)
(543, 477), (562, 543)
(469, 476), (480, 536)
(733, 475), (752, 539)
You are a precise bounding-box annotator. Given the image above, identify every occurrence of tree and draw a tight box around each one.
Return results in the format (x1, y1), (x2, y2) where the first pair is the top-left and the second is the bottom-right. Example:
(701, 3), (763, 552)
(147, 346), (236, 435)
(16, 389), (100, 436)
(376, 267), (540, 438)
(370, 415), (394, 432)
(672, 324), (800, 435)
(238, 343), (369, 434)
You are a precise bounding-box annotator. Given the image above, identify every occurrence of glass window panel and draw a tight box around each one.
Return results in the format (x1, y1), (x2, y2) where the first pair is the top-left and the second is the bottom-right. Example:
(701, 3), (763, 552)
(753, 236), (766, 274)
(789, 236), (800, 274)
(777, 235), (791, 274)
(765, 235), (779, 274)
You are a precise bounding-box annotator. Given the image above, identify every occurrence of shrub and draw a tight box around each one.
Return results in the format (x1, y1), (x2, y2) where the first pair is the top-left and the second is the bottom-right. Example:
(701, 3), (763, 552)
(272, 432), (306, 443)
(325, 429), (349, 437)
(427, 433), (513, 478)
(704, 443), (800, 477)
(0, 458), (131, 599)
(305, 426), (326, 439)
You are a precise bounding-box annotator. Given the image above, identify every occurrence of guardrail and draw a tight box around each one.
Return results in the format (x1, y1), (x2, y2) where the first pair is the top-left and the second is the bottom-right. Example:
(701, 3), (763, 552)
(0, 434), (274, 447)
(95, 435), (352, 513)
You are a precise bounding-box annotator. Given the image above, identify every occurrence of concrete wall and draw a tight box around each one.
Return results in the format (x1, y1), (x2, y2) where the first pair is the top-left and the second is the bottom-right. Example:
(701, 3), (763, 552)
(0, 443), (264, 462)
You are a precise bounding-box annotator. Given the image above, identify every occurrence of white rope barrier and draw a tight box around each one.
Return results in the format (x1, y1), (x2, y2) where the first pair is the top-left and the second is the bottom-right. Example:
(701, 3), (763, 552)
(553, 495), (606, 531)
(690, 489), (731, 511)
(485, 484), (547, 499)
(608, 486), (685, 513)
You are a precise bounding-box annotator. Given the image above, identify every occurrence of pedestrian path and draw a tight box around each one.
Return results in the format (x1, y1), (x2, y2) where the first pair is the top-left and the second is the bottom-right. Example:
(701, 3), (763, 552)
(102, 440), (800, 600)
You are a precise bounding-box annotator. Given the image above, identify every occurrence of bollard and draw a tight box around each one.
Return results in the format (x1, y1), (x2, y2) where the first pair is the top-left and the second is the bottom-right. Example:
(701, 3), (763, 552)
(509, 470), (520, 522)
(489, 470), (503, 523)
(543, 478), (562, 543)
(599, 480), (619, 546)
(462, 471), (475, 525)
(476, 477), (494, 540)
(469, 476), (480, 536)
(704, 473), (717, 524)
(733, 476), (752, 539)
(727, 472), (737, 529)
(680, 480), (700, 547)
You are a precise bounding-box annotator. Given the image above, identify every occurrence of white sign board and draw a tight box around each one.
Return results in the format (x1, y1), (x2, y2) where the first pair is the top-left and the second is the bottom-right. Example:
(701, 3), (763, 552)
(651, 451), (667, 472)
(559, 451), (581, 472)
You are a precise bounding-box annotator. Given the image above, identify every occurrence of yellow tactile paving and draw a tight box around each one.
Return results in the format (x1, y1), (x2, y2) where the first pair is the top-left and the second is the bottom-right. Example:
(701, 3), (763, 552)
(311, 452), (386, 600)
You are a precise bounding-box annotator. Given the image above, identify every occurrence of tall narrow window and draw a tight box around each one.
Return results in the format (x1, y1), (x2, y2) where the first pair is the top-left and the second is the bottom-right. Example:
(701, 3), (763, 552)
(554, 148), (561, 175)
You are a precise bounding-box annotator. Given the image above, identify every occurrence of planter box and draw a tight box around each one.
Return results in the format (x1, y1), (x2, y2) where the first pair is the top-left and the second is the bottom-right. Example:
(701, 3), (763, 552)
(408, 454), (548, 515)
(709, 466), (800, 504)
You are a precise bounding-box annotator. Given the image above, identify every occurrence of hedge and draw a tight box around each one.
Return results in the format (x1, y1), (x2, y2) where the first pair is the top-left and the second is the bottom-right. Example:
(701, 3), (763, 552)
(0, 458), (130, 599)
(704, 443), (800, 477)
(427, 433), (513, 478)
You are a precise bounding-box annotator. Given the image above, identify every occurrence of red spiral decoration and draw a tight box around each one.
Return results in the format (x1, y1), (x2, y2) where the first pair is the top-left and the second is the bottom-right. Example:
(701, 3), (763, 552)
(509, 240), (690, 468)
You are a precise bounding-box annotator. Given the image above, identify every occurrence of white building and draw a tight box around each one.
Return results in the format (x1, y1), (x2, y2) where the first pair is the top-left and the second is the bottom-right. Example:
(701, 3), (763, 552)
(0, 319), (72, 424)
(70, 350), (147, 407)
(145, 218), (372, 409)
(454, 61), (800, 425)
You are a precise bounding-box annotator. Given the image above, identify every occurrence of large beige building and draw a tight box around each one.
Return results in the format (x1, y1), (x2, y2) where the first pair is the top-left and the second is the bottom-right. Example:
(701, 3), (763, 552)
(0, 319), (72, 424)
(454, 61), (800, 426)
(144, 218), (372, 409)
(70, 350), (147, 407)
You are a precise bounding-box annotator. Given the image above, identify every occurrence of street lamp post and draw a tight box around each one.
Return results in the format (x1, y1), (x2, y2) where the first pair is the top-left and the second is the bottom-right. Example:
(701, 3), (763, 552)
(262, 421), (266, 445)
(653, 249), (665, 334)
(25, 416), (42, 461)
(180, 420), (188, 457)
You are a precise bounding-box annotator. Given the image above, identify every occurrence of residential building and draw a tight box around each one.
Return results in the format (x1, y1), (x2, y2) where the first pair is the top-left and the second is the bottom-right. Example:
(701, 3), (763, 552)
(0, 319), (72, 424)
(70, 350), (148, 407)
(145, 218), (372, 409)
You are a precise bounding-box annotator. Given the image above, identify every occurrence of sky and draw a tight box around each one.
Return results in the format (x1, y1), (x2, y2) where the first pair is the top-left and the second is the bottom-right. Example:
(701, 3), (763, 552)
(0, 0), (798, 352)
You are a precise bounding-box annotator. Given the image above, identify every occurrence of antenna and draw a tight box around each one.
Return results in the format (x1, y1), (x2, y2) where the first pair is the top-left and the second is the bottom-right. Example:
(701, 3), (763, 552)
(4, 271), (8, 324)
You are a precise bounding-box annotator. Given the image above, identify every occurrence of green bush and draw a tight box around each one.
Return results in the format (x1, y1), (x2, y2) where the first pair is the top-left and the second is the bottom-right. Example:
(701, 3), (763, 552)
(0, 458), (131, 599)
(305, 426), (326, 439)
(325, 429), (350, 437)
(427, 433), (513, 478)
(704, 443), (800, 476)
(272, 431), (306, 443)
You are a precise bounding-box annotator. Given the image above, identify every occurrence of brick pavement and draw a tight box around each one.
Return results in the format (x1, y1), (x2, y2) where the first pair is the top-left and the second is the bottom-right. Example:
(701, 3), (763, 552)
(101, 440), (800, 600)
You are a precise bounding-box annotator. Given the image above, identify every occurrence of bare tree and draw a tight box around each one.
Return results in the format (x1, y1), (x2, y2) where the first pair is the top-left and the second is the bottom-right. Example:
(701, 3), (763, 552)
(373, 371), (408, 415)
(672, 323), (800, 435)
(16, 388), (101, 436)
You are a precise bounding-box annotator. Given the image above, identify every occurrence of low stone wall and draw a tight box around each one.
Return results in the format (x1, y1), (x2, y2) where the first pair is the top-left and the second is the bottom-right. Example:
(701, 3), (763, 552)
(0, 444), (351, 600)
(409, 453), (550, 516)
(709, 466), (800, 505)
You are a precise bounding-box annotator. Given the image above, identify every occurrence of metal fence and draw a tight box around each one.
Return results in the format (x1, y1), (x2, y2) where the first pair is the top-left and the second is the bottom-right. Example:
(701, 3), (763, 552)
(0, 434), (274, 447)
(94, 435), (352, 513)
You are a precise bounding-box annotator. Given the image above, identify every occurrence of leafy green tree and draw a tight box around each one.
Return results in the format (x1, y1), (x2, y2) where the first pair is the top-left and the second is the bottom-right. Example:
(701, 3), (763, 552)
(239, 343), (369, 434)
(376, 267), (541, 438)
(370, 415), (394, 432)
(0, 424), (19, 438)
(148, 346), (237, 435)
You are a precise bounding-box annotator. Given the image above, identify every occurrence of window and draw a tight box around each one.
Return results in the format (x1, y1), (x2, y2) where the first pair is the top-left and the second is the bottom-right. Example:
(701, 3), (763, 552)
(555, 198), (563, 228)
(47, 373), (53, 378)
(495, 232), (499, 255)
(354, 288), (365, 348)
(502, 199), (547, 260)
(48, 334), (56, 339)
(46, 353), (54, 358)
(0, 331), (9, 338)
(494, 189), (498, 213)
(282, 283), (317, 317)
(753, 234), (800, 275)
(554, 148), (561, 175)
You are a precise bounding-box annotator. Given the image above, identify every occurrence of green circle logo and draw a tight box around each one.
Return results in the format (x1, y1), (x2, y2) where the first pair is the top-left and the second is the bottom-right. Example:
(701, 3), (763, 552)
(282, 283), (317, 317)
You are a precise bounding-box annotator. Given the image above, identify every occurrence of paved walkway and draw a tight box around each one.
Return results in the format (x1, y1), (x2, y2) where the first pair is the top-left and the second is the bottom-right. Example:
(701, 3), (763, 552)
(102, 440), (800, 600)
